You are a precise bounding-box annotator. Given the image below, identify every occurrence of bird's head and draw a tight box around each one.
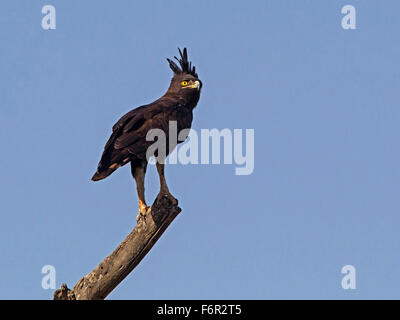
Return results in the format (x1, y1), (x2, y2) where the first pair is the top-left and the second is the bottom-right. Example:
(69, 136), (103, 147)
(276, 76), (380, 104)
(166, 48), (202, 98)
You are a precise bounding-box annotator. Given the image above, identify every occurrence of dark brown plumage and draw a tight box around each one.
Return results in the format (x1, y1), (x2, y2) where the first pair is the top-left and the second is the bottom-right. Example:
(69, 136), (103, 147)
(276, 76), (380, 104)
(91, 48), (202, 221)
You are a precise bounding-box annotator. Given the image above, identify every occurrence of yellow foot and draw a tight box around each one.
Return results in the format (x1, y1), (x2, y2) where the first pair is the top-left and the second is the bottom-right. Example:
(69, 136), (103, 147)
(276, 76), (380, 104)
(136, 201), (150, 223)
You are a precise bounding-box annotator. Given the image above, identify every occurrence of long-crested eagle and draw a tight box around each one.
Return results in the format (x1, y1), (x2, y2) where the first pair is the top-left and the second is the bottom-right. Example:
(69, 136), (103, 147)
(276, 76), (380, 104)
(91, 48), (202, 221)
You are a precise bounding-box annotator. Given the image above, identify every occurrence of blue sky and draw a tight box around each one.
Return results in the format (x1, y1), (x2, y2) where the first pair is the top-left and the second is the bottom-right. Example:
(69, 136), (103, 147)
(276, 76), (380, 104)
(0, 0), (399, 299)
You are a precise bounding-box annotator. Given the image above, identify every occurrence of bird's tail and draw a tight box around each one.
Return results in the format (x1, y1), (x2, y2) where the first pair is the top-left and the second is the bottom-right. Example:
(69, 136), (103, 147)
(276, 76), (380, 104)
(91, 148), (132, 182)
(91, 167), (119, 181)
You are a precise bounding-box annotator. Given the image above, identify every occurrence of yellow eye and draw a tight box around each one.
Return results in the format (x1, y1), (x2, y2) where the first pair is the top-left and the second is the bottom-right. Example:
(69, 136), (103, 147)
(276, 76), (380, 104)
(181, 81), (188, 86)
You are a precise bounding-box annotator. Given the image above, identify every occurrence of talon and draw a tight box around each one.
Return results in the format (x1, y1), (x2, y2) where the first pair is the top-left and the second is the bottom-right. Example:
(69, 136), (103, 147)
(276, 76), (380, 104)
(136, 211), (145, 223)
(137, 200), (149, 223)
(168, 194), (178, 205)
(157, 192), (178, 206)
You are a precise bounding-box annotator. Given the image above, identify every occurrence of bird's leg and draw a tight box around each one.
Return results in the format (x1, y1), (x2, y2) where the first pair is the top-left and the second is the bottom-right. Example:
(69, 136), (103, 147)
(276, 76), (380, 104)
(156, 162), (178, 205)
(131, 161), (149, 222)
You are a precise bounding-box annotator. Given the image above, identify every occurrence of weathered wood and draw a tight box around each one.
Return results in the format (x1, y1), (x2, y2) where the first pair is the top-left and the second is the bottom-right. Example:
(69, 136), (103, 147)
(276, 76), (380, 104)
(53, 196), (181, 300)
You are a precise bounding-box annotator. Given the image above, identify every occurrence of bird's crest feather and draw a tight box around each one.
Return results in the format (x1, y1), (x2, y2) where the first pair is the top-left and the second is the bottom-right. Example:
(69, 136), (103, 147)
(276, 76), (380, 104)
(167, 48), (198, 77)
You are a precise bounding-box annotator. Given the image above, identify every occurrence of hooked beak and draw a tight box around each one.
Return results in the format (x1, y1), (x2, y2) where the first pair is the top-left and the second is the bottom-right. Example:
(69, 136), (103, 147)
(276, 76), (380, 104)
(189, 80), (201, 90)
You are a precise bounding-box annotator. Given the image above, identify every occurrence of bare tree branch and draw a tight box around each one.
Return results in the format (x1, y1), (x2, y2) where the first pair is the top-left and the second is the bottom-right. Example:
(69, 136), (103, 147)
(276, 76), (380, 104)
(53, 196), (181, 300)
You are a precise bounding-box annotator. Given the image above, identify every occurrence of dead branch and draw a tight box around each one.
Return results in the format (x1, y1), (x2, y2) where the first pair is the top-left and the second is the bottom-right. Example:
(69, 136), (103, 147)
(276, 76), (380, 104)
(53, 196), (181, 300)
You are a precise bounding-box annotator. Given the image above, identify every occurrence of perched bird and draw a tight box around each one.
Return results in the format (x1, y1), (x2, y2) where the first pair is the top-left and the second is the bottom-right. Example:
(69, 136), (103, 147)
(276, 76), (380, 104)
(91, 48), (202, 221)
